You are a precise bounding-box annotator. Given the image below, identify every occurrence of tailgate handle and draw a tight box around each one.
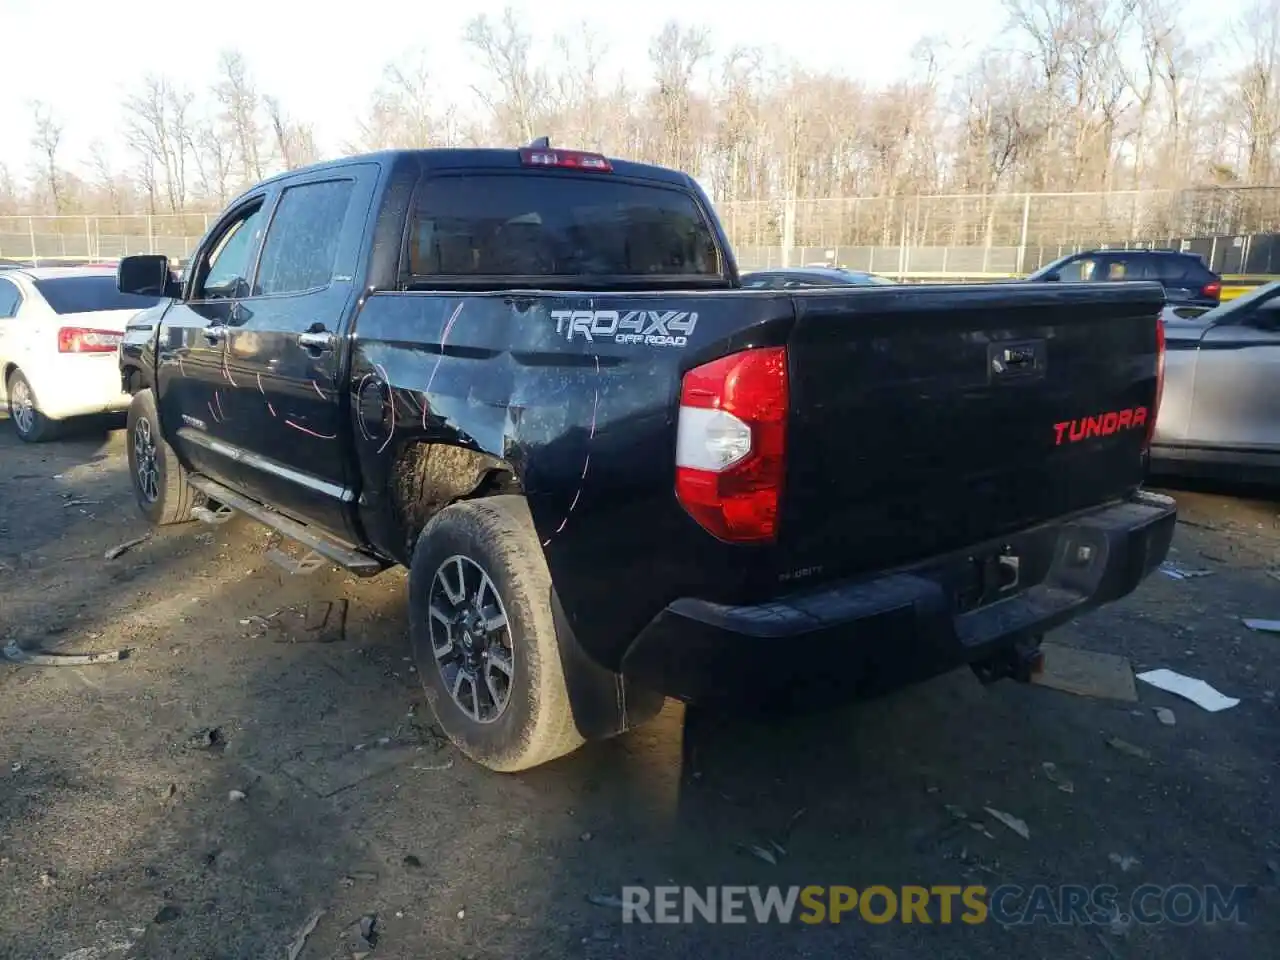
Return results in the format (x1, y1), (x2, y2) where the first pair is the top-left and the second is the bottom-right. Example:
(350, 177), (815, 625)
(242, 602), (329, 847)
(990, 340), (1046, 381)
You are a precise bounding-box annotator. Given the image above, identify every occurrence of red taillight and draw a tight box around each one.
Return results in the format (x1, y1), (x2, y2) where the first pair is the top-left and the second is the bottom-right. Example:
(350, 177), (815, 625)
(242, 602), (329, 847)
(58, 327), (122, 353)
(1201, 281), (1221, 301)
(674, 346), (788, 543)
(1143, 315), (1165, 453)
(518, 148), (612, 172)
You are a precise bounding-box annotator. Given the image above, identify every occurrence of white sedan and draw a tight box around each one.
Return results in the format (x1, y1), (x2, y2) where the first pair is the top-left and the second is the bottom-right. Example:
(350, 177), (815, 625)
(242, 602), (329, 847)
(0, 266), (164, 442)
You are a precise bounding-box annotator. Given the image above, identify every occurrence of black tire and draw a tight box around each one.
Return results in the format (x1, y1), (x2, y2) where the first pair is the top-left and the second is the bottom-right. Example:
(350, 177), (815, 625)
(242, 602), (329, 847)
(126, 389), (198, 525)
(410, 496), (583, 772)
(6, 369), (61, 443)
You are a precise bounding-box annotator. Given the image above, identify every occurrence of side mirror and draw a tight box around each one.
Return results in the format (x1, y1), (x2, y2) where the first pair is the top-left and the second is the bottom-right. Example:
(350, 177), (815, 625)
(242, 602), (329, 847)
(117, 254), (180, 298)
(1040, 271), (1060, 282)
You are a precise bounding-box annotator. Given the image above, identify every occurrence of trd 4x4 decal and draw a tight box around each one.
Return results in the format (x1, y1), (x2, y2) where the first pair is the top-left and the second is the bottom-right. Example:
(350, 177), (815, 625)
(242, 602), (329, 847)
(551, 309), (698, 348)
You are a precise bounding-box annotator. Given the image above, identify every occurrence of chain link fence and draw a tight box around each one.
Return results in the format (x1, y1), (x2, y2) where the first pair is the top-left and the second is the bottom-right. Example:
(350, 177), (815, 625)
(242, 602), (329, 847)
(722, 187), (1280, 276)
(0, 214), (213, 264)
(4, 186), (1280, 276)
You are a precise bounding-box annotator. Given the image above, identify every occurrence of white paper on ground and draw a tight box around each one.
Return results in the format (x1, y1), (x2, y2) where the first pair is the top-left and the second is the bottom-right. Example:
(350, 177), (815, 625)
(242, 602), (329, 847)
(1242, 619), (1280, 634)
(1135, 668), (1240, 712)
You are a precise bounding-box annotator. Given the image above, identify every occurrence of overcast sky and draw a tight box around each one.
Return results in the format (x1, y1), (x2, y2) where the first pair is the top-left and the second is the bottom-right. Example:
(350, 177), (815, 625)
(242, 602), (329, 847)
(0, 0), (1248, 176)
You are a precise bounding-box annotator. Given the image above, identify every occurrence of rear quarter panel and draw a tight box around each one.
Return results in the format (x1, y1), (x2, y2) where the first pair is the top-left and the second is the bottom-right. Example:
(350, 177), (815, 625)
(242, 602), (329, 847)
(349, 290), (794, 667)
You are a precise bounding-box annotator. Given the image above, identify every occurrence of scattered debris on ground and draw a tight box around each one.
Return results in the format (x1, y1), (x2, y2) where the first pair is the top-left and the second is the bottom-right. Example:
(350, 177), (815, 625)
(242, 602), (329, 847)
(1031, 643), (1137, 701)
(1105, 736), (1151, 761)
(1136, 668), (1240, 711)
(983, 807), (1030, 840)
(1154, 707), (1177, 726)
(285, 908), (324, 960)
(185, 728), (225, 753)
(1109, 853), (1141, 872)
(1242, 618), (1280, 634)
(1160, 561), (1215, 580)
(587, 893), (626, 910)
(103, 534), (150, 561)
(2, 639), (127, 666)
(739, 843), (778, 865)
(1041, 761), (1075, 793)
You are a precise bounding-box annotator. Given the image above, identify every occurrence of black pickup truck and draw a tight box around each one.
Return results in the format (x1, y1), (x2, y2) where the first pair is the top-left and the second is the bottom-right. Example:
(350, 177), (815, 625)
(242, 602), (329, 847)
(116, 145), (1176, 772)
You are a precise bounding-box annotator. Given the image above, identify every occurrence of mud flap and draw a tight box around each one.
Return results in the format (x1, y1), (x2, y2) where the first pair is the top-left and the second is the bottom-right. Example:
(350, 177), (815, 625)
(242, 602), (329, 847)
(551, 590), (665, 740)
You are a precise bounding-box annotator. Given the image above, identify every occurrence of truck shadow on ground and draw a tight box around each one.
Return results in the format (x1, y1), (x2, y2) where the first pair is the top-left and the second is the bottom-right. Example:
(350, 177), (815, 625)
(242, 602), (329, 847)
(1, 433), (1277, 959)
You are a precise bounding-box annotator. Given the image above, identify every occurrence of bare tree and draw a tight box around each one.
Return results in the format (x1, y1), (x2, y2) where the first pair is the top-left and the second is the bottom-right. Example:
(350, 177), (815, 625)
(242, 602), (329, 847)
(122, 76), (194, 214)
(87, 140), (124, 214)
(0, 10), (1277, 244)
(29, 101), (65, 213)
(190, 122), (235, 208)
(355, 49), (456, 150)
(1226, 0), (1280, 184)
(0, 163), (18, 216)
(648, 21), (711, 171)
(465, 7), (549, 143)
(549, 24), (611, 149)
(214, 50), (265, 185)
(264, 95), (320, 170)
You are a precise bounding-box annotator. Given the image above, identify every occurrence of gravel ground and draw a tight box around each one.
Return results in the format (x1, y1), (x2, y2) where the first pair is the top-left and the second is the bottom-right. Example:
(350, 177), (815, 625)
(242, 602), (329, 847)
(1, 418), (1278, 960)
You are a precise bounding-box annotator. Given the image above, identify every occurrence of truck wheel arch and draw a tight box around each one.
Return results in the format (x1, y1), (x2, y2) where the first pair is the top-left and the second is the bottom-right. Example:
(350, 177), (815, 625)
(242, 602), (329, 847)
(389, 442), (522, 555)
(391, 440), (665, 743)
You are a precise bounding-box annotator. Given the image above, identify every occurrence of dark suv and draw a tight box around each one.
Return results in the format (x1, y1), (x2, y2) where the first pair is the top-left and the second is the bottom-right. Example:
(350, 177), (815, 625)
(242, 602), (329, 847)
(1027, 249), (1222, 308)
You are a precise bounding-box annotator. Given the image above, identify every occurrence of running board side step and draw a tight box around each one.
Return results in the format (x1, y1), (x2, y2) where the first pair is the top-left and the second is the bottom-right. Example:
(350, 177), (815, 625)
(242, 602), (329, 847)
(185, 475), (386, 577)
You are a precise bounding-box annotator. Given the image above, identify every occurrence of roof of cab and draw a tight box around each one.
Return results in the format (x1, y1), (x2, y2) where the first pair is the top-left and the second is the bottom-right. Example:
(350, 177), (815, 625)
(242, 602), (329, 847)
(251, 148), (696, 191)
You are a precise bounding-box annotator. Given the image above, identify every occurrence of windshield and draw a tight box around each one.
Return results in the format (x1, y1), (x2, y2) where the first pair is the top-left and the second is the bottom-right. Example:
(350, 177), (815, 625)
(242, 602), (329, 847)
(33, 276), (163, 315)
(408, 174), (722, 283)
(1189, 280), (1280, 322)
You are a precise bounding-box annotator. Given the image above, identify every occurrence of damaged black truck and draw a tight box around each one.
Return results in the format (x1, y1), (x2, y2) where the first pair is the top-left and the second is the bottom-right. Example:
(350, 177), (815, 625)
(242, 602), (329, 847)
(116, 146), (1176, 772)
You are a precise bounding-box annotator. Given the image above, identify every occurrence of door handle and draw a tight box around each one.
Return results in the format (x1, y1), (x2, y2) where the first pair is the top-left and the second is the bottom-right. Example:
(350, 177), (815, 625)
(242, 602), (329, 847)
(298, 330), (335, 351)
(202, 324), (227, 343)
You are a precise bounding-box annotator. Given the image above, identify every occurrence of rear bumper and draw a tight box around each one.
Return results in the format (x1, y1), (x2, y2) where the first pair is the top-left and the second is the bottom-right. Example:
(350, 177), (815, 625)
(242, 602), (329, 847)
(26, 354), (130, 421)
(620, 491), (1176, 703)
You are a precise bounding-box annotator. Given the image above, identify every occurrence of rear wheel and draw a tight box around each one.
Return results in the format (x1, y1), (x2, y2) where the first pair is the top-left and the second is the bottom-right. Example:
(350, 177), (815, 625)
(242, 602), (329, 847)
(126, 389), (198, 525)
(6, 369), (60, 443)
(409, 496), (583, 772)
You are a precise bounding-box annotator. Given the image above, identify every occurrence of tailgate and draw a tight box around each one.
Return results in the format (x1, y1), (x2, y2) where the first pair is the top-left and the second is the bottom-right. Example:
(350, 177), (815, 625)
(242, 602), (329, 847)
(779, 282), (1164, 579)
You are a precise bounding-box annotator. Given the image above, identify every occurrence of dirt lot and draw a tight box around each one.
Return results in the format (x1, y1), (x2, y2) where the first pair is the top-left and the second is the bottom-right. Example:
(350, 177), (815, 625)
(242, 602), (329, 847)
(1, 419), (1278, 960)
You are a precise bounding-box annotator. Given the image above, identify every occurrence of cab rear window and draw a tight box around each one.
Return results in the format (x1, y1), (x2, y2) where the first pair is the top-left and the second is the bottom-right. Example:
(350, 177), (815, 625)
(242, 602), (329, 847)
(407, 175), (721, 279)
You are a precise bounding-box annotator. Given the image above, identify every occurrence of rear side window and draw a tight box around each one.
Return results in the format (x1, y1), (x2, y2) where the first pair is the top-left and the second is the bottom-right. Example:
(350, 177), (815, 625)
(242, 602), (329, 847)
(1100, 256), (1157, 281)
(255, 179), (356, 296)
(1156, 257), (1211, 283)
(408, 175), (721, 279)
(0, 277), (21, 317)
(32, 276), (162, 314)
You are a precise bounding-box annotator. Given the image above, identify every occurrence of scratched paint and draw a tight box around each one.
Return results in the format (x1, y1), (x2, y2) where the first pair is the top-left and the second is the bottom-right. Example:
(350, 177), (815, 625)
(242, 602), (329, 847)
(541, 352), (600, 548)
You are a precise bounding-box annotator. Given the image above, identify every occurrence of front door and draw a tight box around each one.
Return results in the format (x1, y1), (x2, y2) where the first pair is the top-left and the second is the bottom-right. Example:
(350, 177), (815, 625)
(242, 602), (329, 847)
(157, 196), (272, 485)
(220, 167), (376, 540)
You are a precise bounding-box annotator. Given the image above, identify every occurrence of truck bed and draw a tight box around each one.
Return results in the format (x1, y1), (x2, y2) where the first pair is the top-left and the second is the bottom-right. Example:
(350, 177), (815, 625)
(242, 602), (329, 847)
(348, 280), (1166, 670)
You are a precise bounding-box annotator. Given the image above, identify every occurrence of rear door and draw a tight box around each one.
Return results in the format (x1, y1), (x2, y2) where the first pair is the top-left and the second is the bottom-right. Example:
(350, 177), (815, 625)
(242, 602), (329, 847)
(219, 167), (376, 537)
